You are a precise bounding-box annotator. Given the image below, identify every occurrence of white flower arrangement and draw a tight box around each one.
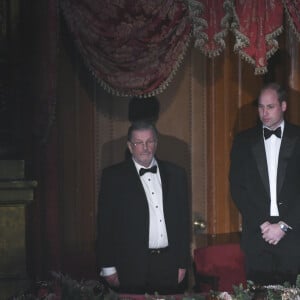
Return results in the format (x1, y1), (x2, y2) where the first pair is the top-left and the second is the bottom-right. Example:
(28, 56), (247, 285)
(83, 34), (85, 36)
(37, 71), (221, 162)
(216, 275), (300, 300)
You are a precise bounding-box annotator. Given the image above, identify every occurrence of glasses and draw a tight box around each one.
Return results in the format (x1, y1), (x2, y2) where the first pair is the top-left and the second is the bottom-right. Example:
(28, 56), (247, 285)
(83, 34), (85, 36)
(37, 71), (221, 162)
(130, 140), (157, 148)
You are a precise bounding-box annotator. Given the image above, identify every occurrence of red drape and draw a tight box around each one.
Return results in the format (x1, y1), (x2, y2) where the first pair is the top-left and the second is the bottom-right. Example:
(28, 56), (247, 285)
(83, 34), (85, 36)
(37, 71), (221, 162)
(190, 0), (300, 75)
(283, 0), (300, 42)
(59, 0), (300, 95)
(231, 0), (283, 75)
(188, 0), (232, 57)
(188, 0), (284, 75)
(60, 0), (191, 97)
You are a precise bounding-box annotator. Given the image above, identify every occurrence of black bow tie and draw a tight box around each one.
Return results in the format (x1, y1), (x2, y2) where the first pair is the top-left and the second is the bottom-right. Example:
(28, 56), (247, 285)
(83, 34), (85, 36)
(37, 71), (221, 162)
(139, 165), (157, 176)
(263, 127), (282, 139)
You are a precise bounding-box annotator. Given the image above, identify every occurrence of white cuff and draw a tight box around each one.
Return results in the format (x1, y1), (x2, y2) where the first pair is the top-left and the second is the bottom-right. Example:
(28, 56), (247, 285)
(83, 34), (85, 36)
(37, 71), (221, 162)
(100, 267), (117, 276)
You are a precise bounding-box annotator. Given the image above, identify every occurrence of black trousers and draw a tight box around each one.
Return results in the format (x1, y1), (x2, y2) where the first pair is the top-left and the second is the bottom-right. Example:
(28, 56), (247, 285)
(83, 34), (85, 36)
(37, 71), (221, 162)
(246, 249), (300, 285)
(145, 251), (187, 295)
(116, 250), (187, 295)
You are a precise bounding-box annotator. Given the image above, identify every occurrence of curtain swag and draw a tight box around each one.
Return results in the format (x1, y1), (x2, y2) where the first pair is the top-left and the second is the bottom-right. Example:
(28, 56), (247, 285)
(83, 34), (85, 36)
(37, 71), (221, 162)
(188, 0), (232, 58)
(60, 0), (300, 97)
(60, 0), (191, 97)
(230, 0), (283, 75)
(282, 0), (300, 42)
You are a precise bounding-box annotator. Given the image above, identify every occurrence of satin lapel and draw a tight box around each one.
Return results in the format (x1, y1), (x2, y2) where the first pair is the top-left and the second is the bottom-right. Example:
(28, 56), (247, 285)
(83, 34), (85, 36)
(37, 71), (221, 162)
(277, 126), (298, 195)
(127, 159), (148, 198)
(252, 131), (270, 196)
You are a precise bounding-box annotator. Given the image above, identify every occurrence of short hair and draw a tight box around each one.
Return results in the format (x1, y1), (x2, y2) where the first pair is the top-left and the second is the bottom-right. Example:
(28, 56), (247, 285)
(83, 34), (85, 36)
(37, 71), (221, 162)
(127, 121), (158, 141)
(259, 82), (287, 104)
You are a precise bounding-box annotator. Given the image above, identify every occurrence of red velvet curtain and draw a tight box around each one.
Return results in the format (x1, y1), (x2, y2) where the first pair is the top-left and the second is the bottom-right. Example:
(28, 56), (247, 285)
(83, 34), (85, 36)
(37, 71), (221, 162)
(60, 0), (191, 97)
(188, 0), (232, 57)
(189, 0), (284, 74)
(60, 0), (300, 90)
(231, 0), (283, 75)
(189, 0), (300, 75)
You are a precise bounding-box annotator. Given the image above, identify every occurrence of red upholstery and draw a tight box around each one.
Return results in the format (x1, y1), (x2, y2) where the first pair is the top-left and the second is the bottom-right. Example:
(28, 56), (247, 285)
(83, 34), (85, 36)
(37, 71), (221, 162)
(193, 243), (246, 293)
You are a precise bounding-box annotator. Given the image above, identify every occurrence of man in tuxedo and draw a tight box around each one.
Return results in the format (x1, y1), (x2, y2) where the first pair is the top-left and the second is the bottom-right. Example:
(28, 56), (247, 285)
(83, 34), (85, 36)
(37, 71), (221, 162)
(230, 82), (300, 285)
(97, 121), (190, 294)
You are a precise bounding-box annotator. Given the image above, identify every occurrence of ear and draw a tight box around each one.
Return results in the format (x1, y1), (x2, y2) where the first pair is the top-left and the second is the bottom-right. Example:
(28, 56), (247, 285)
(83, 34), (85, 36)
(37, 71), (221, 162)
(127, 141), (133, 154)
(281, 101), (287, 112)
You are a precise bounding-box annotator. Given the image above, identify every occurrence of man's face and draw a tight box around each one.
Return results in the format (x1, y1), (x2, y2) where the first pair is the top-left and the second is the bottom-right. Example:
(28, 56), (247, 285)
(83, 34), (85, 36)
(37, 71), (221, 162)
(258, 88), (287, 130)
(127, 129), (157, 167)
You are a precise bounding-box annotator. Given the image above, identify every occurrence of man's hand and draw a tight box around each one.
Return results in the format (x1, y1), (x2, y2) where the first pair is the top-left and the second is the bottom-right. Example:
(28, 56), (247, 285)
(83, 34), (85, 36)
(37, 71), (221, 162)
(104, 272), (120, 287)
(260, 221), (285, 245)
(178, 268), (186, 283)
(260, 221), (270, 231)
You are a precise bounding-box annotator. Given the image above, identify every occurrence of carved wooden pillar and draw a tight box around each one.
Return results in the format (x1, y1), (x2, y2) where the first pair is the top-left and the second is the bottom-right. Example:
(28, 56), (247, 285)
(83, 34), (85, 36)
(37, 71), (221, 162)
(0, 160), (37, 299)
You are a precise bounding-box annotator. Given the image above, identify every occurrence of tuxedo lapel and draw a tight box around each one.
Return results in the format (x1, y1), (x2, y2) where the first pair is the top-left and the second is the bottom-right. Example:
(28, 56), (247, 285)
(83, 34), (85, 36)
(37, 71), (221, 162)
(252, 128), (270, 196)
(277, 124), (298, 195)
(126, 159), (149, 199)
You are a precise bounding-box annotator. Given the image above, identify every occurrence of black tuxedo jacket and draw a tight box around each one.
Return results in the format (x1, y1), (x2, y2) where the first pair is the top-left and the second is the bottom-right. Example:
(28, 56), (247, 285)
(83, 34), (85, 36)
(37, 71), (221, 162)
(230, 122), (300, 256)
(96, 158), (190, 288)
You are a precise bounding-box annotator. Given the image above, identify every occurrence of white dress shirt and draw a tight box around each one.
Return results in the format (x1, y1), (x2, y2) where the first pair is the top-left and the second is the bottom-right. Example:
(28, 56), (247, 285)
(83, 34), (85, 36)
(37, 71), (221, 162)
(135, 158), (169, 249)
(263, 121), (284, 216)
